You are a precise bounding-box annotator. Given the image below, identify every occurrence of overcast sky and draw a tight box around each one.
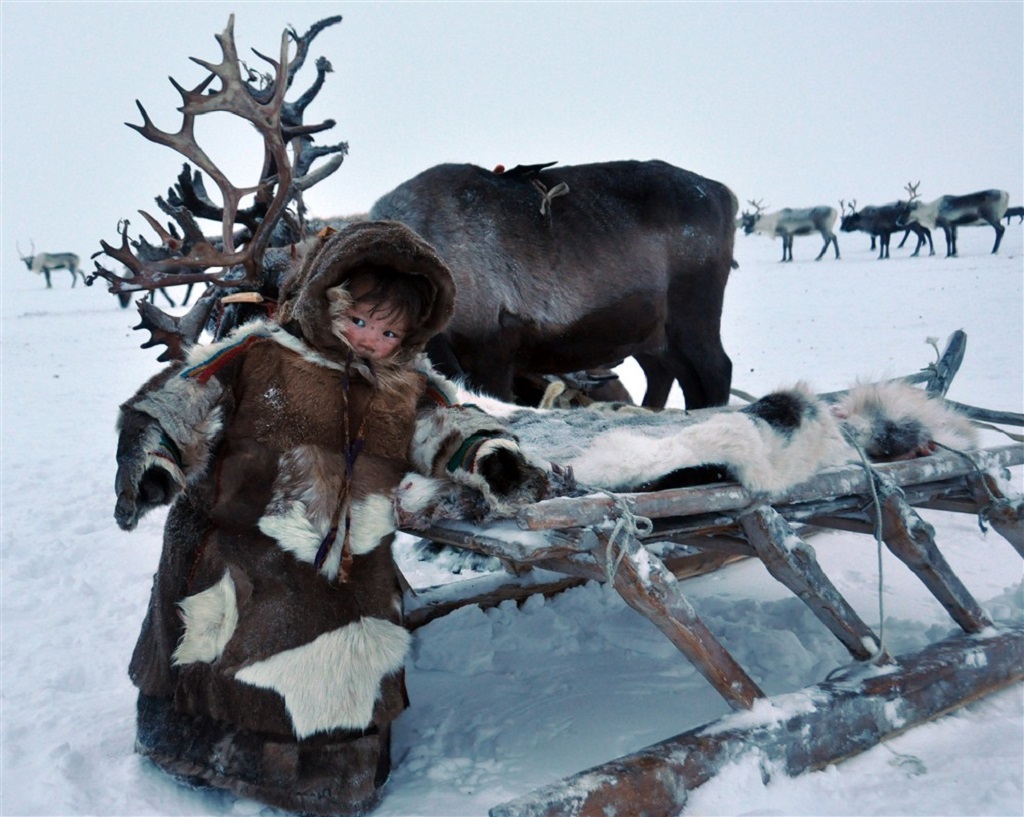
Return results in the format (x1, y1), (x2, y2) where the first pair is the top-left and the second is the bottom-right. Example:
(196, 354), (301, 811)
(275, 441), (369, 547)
(2, 1), (1022, 274)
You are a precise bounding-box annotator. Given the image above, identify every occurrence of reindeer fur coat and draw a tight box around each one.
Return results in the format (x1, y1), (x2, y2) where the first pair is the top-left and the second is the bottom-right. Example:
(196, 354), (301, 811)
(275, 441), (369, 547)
(114, 221), (544, 816)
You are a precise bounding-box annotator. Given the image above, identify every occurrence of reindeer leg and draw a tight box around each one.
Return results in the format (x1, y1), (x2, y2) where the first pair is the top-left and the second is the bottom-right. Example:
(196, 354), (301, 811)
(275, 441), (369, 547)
(814, 233), (828, 261)
(635, 353), (673, 409)
(43, 268), (52, 288)
(674, 342), (732, 411)
(910, 228), (923, 257)
(942, 223), (955, 257)
(991, 220), (1005, 253)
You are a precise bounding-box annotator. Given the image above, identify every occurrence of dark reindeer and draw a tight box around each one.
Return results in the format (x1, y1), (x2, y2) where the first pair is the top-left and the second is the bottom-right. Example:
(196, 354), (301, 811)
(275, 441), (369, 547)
(1004, 206), (1024, 224)
(839, 184), (934, 259)
(18, 241), (85, 287)
(898, 188), (1009, 256)
(369, 160), (738, 409)
(738, 200), (840, 261)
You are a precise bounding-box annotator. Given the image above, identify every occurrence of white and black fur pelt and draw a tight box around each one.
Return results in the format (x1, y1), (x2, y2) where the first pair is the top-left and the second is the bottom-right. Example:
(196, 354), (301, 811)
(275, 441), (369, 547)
(399, 379), (977, 569)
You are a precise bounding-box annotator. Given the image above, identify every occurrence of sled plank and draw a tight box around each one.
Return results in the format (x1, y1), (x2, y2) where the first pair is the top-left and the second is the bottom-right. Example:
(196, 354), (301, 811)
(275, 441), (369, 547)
(490, 625), (1024, 817)
(740, 506), (888, 662)
(410, 522), (597, 564)
(598, 532), (765, 710)
(404, 550), (746, 629)
(404, 571), (587, 630)
(876, 479), (993, 632)
(517, 445), (1024, 531)
(946, 400), (1024, 427)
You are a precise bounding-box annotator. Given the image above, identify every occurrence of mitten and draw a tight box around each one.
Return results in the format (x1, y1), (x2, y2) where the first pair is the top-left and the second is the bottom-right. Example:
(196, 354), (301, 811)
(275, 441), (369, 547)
(114, 410), (185, 531)
(470, 438), (549, 516)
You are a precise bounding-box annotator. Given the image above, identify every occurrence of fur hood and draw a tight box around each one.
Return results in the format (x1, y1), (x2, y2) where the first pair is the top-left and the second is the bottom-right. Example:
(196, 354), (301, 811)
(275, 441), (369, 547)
(276, 220), (456, 368)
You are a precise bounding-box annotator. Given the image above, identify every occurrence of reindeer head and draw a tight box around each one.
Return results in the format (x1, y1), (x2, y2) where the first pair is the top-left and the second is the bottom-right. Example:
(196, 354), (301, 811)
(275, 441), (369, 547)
(839, 199), (859, 231)
(739, 200), (766, 234)
(16, 240), (35, 268)
(895, 181), (923, 226)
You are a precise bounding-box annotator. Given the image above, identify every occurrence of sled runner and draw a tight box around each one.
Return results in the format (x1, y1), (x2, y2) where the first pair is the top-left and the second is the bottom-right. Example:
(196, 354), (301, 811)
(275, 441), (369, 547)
(399, 331), (1024, 817)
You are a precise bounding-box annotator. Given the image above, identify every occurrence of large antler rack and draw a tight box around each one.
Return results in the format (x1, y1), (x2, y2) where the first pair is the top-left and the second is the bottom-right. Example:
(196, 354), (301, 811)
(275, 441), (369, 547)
(89, 14), (348, 360)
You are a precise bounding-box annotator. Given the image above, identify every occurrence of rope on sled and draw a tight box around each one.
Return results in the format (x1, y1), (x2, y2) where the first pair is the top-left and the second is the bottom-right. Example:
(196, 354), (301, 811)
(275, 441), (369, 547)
(840, 426), (890, 666)
(933, 441), (1011, 534)
(599, 491), (654, 583)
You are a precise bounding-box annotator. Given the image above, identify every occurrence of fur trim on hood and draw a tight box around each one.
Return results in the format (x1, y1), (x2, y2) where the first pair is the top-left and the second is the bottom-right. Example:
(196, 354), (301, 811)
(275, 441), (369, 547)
(276, 221), (456, 368)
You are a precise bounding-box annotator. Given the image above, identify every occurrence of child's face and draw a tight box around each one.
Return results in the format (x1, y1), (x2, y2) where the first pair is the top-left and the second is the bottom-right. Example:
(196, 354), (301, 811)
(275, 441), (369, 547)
(343, 301), (410, 361)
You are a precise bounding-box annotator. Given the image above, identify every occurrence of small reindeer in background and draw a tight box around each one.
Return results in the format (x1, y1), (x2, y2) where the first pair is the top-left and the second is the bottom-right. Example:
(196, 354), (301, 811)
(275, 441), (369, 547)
(18, 241), (85, 288)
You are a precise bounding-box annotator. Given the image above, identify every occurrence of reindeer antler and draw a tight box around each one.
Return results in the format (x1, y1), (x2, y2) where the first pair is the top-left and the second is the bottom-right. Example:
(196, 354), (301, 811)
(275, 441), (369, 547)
(904, 181), (922, 203)
(747, 198), (767, 215)
(89, 14), (347, 359)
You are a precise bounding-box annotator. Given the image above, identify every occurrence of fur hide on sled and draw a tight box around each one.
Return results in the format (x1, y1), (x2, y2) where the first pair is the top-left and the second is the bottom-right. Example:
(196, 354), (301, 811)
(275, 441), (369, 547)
(395, 380), (978, 533)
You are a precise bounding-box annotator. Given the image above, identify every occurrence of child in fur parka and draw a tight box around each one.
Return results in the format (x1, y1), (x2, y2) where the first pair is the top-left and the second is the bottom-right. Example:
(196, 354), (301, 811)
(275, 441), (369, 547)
(113, 221), (548, 815)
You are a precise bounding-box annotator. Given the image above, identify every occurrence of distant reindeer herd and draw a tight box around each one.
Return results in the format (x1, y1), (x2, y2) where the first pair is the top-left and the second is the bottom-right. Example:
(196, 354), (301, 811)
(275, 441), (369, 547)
(23, 176), (1016, 294)
(738, 181), (1012, 262)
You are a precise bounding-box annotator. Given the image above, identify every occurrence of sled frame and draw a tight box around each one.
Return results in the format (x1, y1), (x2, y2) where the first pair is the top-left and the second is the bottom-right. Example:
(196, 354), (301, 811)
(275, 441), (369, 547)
(400, 332), (1024, 816)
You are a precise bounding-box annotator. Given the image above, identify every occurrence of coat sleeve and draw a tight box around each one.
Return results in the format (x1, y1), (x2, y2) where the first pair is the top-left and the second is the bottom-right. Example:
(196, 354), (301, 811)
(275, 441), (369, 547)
(407, 367), (548, 516)
(114, 337), (239, 531)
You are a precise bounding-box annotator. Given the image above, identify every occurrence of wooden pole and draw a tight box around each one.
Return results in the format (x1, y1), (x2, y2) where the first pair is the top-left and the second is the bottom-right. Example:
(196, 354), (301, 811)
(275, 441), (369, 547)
(598, 532), (765, 710)
(740, 506), (889, 662)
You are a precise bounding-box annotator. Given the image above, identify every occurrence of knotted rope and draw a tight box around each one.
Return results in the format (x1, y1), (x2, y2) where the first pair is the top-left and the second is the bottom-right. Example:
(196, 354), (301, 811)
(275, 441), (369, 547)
(531, 179), (570, 216)
(599, 490), (654, 583)
(932, 441), (1018, 534)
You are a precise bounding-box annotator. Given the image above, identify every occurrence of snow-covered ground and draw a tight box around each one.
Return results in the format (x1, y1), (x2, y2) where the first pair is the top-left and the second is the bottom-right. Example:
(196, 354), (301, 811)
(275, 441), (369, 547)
(2, 224), (1022, 816)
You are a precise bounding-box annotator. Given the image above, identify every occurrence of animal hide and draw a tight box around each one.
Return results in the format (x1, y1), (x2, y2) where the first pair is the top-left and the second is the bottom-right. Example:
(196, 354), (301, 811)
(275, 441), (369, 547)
(395, 380), (978, 528)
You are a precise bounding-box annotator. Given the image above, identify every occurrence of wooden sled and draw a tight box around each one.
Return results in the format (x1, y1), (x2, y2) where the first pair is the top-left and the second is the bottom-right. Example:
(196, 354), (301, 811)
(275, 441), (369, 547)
(401, 331), (1024, 817)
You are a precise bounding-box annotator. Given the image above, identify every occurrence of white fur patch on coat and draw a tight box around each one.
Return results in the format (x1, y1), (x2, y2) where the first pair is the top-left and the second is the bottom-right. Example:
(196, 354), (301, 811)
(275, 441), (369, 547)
(172, 570), (239, 666)
(259, 446), (394, 579)
(235, 616), (411, 737)
(258, 501), (334, 571)
(348, 494), (397, 554)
